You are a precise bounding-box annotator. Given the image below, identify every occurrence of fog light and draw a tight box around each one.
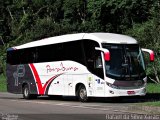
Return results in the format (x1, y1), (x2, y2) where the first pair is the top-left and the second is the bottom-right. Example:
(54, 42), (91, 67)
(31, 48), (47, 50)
(109, 90), (114, 94)
(106, 82), (119, 89)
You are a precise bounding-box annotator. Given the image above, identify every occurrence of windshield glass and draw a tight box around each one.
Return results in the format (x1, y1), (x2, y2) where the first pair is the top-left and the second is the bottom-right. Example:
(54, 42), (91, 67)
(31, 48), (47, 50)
(102, 44), (146, 80)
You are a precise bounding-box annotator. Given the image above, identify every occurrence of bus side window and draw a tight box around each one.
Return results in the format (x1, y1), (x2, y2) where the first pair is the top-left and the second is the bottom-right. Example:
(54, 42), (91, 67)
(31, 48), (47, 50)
(7, 50), (20, 65)
(19, 48), (37, 64)
(83, 40), (104, 79)
(95, 56), (103, 68)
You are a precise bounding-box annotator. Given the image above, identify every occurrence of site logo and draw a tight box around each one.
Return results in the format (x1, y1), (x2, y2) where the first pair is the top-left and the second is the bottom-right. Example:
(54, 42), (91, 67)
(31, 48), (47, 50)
(13, 65), (25, 86)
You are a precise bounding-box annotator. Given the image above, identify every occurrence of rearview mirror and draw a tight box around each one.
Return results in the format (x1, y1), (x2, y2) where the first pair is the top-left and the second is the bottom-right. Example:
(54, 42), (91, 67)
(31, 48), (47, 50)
(104, 51), (110, 61)
(141, 48), (154, 62)
(95, 47), (110, 61)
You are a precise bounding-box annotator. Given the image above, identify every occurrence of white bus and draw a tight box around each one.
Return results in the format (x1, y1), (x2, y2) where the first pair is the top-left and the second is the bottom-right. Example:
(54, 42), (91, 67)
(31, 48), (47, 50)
(6, 33), (154, 102)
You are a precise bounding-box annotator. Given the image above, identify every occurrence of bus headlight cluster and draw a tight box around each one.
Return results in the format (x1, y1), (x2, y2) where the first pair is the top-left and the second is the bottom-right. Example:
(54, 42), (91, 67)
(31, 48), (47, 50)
(106, 82), (119, 89)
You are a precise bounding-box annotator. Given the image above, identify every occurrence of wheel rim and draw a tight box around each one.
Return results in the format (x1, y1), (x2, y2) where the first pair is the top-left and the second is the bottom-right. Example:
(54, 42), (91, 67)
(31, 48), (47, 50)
(80, 88), (87, 99)
(24, 87), (28, 97)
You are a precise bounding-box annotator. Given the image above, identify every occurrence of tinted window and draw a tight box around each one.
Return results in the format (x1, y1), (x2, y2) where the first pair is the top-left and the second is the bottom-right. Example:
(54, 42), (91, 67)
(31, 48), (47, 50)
(83, 40), (104, 79)
(7, 40), (86, 65)
(36, 41), (85, 65)
(7, 47), (36, 65)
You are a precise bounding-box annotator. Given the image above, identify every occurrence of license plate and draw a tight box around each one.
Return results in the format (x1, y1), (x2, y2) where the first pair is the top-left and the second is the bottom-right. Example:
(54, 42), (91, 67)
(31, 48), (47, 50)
(127, 91), (135, 95)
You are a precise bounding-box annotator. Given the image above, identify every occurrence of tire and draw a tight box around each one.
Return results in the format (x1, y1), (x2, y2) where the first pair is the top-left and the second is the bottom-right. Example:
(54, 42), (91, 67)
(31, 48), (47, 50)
(77, 85), (88, 102)
(23, 85), (37, 99)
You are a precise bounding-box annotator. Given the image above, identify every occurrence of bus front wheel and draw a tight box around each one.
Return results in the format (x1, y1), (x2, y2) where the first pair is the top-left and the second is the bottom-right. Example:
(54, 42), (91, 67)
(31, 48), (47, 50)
(77, 85), (88, 102)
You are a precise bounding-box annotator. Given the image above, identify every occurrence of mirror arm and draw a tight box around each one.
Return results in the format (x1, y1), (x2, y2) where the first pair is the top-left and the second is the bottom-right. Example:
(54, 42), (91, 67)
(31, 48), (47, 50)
(142, 48), (154, 62)
(95, 47), (110, 61)
(95, 47), (109, 53)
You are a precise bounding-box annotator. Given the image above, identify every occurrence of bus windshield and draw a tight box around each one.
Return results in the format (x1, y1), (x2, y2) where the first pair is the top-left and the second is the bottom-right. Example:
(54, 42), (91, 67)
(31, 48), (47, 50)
(102, 44), (146, 80)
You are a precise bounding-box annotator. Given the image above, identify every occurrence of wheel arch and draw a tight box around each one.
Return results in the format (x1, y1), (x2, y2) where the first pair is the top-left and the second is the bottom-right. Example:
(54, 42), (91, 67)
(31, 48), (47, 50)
(22, 82), (30, 93)
(75, 83), (86, 96)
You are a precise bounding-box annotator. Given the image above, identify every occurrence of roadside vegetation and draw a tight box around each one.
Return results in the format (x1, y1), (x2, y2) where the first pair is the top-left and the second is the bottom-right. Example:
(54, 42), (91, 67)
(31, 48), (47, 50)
(0, 74), (6, 92)
(143, 101), (160, 107)
(0, 0), (160, 105)
(141, 83), (160, 107)
(147, 83), (160, 94)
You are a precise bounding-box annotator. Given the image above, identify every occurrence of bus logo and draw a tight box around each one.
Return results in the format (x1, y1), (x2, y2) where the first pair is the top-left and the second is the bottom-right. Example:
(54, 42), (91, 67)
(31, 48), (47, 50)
(13, 65), (25, 86)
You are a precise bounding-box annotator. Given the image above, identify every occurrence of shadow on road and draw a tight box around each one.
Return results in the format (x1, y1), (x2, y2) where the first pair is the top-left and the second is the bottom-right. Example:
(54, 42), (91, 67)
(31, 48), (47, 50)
(1, 92), (160, 103)
(36, 93), (160, 103)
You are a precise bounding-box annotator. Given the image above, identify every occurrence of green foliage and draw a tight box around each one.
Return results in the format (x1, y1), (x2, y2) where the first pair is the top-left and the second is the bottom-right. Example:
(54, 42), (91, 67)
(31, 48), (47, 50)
(0, 0), (159, 82)
(0, 74), (6, 92)
(125, 1), (160, 83)
(143, 102), (160, 107)
(0, 46), (7, 76)
(147, 83), (160, 93)
(101, 0), (154, 33)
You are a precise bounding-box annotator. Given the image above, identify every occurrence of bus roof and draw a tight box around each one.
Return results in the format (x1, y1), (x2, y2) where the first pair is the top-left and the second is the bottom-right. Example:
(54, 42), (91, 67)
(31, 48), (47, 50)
(12, 33), (138, 50)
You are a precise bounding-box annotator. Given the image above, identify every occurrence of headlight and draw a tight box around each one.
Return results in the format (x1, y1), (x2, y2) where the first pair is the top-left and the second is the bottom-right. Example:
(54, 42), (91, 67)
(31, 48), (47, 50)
(106, 82), (119, 89)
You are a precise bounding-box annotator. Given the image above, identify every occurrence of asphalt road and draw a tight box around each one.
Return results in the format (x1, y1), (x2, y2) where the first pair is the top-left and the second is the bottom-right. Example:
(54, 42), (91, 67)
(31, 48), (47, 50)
(0, 92), (160, 120)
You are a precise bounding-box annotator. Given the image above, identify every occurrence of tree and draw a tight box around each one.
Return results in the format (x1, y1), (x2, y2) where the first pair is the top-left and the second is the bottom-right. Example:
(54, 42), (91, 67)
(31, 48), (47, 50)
(125, 0), (160, 83)
(0, 0), (159, 78)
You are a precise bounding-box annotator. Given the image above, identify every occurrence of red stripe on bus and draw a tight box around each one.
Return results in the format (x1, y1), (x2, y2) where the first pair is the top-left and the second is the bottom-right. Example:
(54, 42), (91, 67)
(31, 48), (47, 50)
(29, 64), (62, 95)
(43, 74), (62, 94)
(29, 64), (44, 94)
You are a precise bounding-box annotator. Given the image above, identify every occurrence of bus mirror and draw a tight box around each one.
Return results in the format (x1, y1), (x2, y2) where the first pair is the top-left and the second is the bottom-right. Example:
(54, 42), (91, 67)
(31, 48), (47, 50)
(95, 47), (110, 61)
(142, 48), (154, 62)
(104, 51), (110, 61)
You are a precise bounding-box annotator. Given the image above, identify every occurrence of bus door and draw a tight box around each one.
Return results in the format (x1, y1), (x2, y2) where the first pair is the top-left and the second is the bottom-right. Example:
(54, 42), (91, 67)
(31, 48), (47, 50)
(83, 40), (105, 96)
(93, 56), (105, 96)
(51, 75), (64, 95)
(86, 52), (105, 96)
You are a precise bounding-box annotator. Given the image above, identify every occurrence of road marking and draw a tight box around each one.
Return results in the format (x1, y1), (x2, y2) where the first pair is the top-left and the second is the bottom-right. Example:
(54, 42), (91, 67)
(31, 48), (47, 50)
(7, 99), (148, 114)
(9, 99), (120, 112)
(8, 99), (139, 114)
(5, 100), (148, 114)
(11, 99), (110, 111)
(55, 104), (111, 111)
